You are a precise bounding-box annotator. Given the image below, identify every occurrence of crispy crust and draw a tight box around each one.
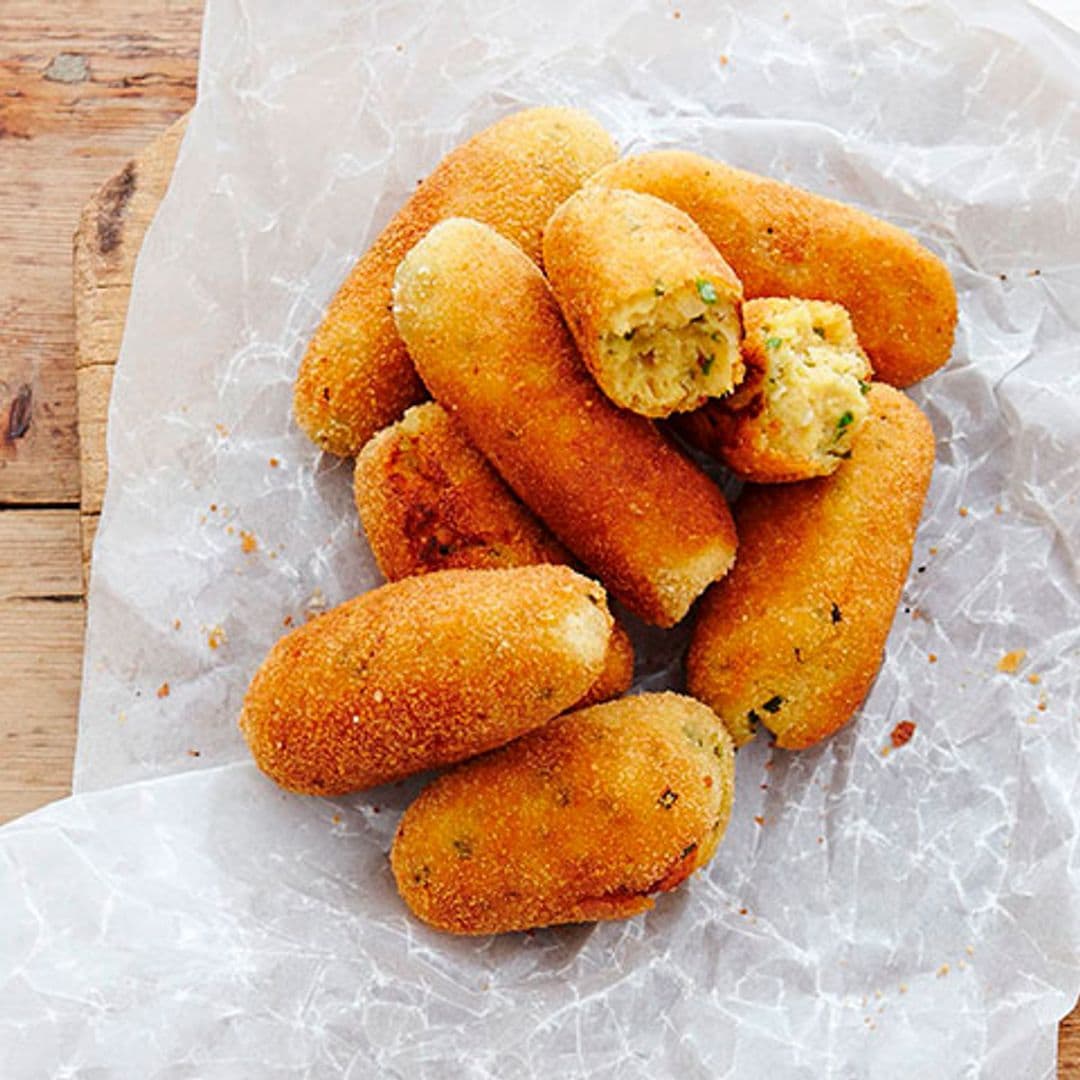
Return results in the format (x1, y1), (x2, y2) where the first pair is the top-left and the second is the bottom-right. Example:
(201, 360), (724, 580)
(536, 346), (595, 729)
(239, 565), (613, 794)
(593, 151), (956, 388)
(544, 187), (744, 416)
(391, 693), (735, 935)
(393, 217), (738, 627)
(678, 298), (873, 483)
(353, 401), (633, 705)
(293, 108), (618, 456)
(686, 385), (934, 750)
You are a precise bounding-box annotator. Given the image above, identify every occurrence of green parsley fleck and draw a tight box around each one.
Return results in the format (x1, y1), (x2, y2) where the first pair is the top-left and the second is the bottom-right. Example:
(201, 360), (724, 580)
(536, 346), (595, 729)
(695, 279), (718, 304)
(654, 281), (666, 297)
(835, 411), (855, 440)
(812, 326), (826, 338)
(858, 379), (871, 395)
(765, 336), (784, 351)
(699, 354), (716, 375)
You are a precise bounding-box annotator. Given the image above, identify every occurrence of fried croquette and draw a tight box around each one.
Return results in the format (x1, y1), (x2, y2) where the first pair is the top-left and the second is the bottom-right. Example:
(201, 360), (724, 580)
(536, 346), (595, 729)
(293, 108), (618, 456)
(543, 187), (744, 417)
(593, 151), (956, 388)
(392, 217), (738, 628)
(678, 298), (873, 483)
(353, 401), (633, 706)
(686, 384), (934, 749)
(240, 565), (613, 794)
(391, 692), (735, 935)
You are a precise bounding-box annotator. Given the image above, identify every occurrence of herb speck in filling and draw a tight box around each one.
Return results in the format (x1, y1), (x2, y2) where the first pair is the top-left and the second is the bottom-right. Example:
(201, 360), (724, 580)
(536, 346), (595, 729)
(695, 279), (718, 304)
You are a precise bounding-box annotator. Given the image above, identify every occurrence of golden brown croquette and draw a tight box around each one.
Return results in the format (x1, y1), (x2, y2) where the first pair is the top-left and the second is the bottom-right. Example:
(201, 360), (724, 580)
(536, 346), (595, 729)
(391, 692), (735, 934)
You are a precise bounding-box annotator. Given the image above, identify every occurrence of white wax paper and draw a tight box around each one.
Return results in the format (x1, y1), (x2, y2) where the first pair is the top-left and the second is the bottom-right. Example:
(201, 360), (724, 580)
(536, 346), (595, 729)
(3, 0), (1080, 1074)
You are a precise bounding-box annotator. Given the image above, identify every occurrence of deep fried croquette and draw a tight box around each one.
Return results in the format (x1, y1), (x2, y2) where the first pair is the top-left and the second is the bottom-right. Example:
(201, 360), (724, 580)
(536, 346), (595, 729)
(354, 402), (572, 578)
(240, 565), (613, 794)
(353, 401), (633, 706)
(293, 108), (618, 456)
(686, 384), (934, 749)
(392, 217), (738, 628)
(543, 187), (744, 417)
(593, 151), (956, 388)
(678, 298), (873, 483)
(391, 692), (735, 934)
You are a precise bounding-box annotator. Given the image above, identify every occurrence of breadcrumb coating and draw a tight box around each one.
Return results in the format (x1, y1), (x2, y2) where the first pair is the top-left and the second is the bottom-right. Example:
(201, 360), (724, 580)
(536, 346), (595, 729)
(391, 692), (735, 934)
(293, 108), (618, 456)
(353, 401), (633, 705)
(544, 187), (744, 417)
(240, 565), (613, 794)
(687, 385), (934, 749)
(594, 151), (956, 388)
(393, 217), (737, 627)
(678, 298), (873, 483)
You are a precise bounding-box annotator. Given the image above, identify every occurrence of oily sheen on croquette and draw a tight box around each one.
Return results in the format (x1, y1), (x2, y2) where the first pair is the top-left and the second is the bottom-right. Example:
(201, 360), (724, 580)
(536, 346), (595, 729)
(391, 693), (735, 935)
(353, 401), (633, 707)
(392, 217), (737, 627)
(240, 565), (613, 794)
(293, 107), (618, 456)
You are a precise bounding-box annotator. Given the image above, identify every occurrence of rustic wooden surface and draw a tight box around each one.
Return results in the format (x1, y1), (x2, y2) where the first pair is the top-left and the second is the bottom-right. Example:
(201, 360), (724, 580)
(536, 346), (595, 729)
(1, 2), (1077, 1068)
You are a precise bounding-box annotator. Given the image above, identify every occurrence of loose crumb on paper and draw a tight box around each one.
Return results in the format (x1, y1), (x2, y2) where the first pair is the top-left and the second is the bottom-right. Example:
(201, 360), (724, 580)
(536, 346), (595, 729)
(156, 682), (170, 699)
(206, 625), (227, 650)
(937, 964), (950, 977)
(958, 506), (969, 517)
(996, 648), (1027, 674)
(239, 530), (258, 554)
(890, 721), (916, 749)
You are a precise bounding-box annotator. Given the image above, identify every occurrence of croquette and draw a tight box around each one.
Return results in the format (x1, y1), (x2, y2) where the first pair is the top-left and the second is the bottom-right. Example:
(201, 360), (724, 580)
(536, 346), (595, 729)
(686, 384), (935, 749)
(240, 565), (613, 794)
(543, 187), (744, 417)
(391, 692), (735, 934)
(392, 217), (738, 627)
(293, 108), (618, 456)
(593, 151), (956, 388)
(353, 401), (633, 706)
(678, 298), (873, 482)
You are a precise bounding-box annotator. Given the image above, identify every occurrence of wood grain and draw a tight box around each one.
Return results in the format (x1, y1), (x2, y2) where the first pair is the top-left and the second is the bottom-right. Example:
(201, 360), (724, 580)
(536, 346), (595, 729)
(0, 0), (200, 505)
(3, 1), (1079, 1067)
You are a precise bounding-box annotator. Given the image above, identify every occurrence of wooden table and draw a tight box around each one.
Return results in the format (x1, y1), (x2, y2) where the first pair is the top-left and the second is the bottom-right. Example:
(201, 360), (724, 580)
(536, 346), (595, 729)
(1, 3), (1076, 1070)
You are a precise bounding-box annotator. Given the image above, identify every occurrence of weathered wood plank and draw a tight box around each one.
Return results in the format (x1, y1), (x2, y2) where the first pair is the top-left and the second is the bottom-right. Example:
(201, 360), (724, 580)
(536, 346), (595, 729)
(0, 509), (82, 600)
(0, 598), (83, 823)
(0, 1), (200, 504)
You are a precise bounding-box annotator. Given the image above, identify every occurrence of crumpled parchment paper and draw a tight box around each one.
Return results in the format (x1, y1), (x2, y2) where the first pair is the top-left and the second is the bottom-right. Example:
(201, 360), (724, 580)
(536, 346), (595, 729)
(2, 0), (1080, 1075)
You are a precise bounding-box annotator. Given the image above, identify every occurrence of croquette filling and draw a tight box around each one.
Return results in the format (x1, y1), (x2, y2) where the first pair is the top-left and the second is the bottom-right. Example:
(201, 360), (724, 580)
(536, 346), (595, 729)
(603, 279), (742, 415)
(733, 302), (871, 464)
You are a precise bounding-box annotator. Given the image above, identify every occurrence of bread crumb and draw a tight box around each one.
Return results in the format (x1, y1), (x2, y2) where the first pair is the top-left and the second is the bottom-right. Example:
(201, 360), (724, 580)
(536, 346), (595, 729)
(173, 618), (182, 630)
(282, 615), (294, 628)
(996, 648), (1027, 674)
(890, 721), (916, 749)
(994, 504), (1004, 515)
(899, 983), (909, 994)
(1024, 715), (1038, 725)
(240, 530), (258, 554)
(719, 54), (729, 66)
(215, 423), (229, 437)
(187, 748), (201, 757)
(928, 653), (938, 664)
(880, 746), (891, 758)
(739, 907), (748, 915)
(331, 813), (342, 825)
(156, 682), (170, 699)
(209, 503), (218, 512)
(269, 457), (280, 468)
(226, 525), (235, 536)
(929, 546), (938, 556)
(937, 964), (950, 977)
(1037, 696), (1047, 712)
(118, 710), (127, 724)
(965, 945), (975, 956)
(753, 815), (765, 826)
(958, 506), (969, 517)
(206, 625), (227, 650)
(1027, 673), (1041, 685)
